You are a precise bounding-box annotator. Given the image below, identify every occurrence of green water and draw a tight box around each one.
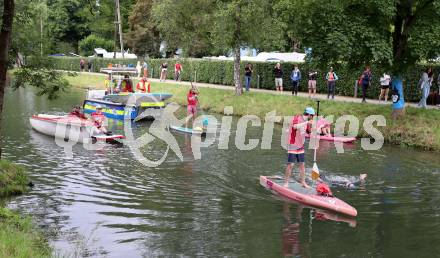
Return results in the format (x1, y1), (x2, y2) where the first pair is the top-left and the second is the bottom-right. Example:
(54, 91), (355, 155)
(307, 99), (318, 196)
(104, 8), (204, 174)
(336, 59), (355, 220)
(4, 88), (440, 257)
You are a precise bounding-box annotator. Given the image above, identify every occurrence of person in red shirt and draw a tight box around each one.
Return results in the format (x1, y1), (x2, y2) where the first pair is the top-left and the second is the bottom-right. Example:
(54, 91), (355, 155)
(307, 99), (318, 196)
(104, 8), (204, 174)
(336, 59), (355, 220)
(136, 77), (151, 93)
(174, 62), (183, 81)
(68, 106), (87, 120)
(284, 107), (315, 188)
(90, 106), (108, 134)
(121, 75), (134, 93)
(187, 87), (199, 125)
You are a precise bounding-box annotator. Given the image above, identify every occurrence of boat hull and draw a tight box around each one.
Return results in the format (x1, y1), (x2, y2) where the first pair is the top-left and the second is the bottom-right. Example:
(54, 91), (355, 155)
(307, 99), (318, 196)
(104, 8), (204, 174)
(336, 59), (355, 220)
(29, 114), (124, 144)
(83, 99), (164, 121)
(103, 92), (173, 105)
(260, 175), (357, 217)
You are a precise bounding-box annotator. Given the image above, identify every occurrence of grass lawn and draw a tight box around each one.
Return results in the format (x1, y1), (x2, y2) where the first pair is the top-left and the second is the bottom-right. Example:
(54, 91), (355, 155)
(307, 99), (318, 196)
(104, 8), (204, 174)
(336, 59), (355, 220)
(65, 73), (440, 151)
(0, 160), (51, 258)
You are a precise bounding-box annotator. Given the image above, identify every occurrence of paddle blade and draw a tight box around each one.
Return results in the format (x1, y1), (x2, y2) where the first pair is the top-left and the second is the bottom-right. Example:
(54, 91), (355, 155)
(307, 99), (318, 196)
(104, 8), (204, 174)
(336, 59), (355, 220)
(312, 162), (320, 180)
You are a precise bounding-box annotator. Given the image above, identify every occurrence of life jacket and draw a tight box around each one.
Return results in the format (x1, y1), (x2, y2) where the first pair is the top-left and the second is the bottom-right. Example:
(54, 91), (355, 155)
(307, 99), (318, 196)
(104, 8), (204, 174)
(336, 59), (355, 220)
(187, 92), (198, 106)
(328, 72), (335, 80)
(316, 183), (333, 197)
(122, 80), (133, 92)
(136, 80), (151, 93)
(288, 115), (310, 146)
(91, 112), (105, 128)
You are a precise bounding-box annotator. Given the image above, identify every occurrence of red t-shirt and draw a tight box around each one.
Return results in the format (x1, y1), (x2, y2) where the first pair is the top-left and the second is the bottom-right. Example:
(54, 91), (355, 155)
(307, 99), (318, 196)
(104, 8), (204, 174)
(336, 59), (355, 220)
(288, 115), (311, 148)
(187, 92), (197, 106)
(175, 63), (182, 71)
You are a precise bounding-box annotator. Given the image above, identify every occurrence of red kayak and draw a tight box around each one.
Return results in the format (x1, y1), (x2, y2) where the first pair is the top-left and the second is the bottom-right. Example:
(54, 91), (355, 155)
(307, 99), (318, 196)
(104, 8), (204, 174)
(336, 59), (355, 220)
(260, 176), (357, 217)
(305, 134), (356, 143)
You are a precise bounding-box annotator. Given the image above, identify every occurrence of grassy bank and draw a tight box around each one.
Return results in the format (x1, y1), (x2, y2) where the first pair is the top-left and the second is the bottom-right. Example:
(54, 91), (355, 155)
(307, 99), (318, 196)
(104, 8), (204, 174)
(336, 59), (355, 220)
(0, 160), (51, 258)
(67, 73), (440, 151)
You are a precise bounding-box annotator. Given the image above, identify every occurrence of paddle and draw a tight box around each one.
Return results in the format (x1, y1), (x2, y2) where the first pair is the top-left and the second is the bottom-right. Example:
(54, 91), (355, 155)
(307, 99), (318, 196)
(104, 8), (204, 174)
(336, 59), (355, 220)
(311, 100), (320, 180)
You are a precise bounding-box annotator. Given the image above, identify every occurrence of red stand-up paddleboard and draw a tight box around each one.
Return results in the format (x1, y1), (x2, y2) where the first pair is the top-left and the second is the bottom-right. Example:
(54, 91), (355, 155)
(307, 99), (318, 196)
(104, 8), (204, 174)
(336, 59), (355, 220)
(260, 176), (357, 217)
(305, 134), (356, 143)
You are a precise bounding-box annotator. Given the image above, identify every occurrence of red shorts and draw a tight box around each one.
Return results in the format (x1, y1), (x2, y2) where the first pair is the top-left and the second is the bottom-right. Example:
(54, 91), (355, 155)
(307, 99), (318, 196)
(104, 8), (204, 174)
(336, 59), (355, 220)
(187, 105), (197, 116)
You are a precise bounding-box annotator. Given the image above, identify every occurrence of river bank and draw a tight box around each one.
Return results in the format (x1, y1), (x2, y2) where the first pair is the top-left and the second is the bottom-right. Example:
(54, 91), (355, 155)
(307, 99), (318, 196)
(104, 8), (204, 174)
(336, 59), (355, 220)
(0, 160), (51, 258)
(63, 73), (440, 151)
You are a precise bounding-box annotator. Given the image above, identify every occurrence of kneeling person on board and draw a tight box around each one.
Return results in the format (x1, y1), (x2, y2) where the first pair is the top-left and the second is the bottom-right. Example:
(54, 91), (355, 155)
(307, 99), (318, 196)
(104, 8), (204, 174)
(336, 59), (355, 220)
(91, 106), (108, 135)
(284, 107), (315, 188)
(136, 77), (151, 93)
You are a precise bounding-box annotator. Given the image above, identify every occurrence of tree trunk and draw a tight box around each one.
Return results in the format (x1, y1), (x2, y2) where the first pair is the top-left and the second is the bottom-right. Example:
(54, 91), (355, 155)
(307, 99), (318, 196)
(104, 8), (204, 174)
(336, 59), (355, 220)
(0, 0), (15, 159)
(234, 46), (242, 96)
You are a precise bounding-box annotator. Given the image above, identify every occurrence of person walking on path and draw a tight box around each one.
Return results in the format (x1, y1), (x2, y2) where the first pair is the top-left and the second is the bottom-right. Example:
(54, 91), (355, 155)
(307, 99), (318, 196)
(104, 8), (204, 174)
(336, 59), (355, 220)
(290, 65), (302, 96)
(244, 63), (253, 92)
(308, 69), (318, 98)
(284, 107), (314, 189)
(142, 61), (148, 78)
(359, 66), (372, 103)
(325, 67), (338, 99)
(418, 68), (433, 109)
(136, 61), (142, 78)
(274, 63), (284, 92)
(80, 58), (85, 72)
(160, 62), (168, 82)
(87, 59), (92, 72)
(174, 62), (183, 81)
(379, 73), (391, 102)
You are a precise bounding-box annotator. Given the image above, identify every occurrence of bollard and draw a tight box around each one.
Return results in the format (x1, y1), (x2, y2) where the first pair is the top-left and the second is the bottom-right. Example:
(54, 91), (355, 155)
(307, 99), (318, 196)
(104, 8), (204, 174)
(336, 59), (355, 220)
(257, 75), (260, 89)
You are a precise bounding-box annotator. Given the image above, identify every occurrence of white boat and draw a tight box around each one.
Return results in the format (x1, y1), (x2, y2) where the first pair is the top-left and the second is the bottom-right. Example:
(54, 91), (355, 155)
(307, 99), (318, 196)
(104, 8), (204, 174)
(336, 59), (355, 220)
(29, 114), (124, 144)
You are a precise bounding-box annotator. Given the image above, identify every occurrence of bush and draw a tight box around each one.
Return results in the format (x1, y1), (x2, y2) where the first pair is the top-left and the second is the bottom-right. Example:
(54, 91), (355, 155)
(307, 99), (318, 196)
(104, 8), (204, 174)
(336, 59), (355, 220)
(43, 56), (440, 102)
(78, 35), (114, 56)
(40, 56), (137, 73)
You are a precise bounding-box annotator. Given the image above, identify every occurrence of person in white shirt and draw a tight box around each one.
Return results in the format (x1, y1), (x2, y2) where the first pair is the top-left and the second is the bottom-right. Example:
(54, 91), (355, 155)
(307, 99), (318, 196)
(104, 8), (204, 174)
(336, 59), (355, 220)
(379, 73), (391, 102)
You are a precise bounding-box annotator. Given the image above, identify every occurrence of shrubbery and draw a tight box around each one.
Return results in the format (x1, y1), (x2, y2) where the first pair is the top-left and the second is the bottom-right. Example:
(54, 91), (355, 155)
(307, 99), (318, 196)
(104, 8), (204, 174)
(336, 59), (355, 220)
(45, 56), (440, 102)
(78, 35), (114, 56)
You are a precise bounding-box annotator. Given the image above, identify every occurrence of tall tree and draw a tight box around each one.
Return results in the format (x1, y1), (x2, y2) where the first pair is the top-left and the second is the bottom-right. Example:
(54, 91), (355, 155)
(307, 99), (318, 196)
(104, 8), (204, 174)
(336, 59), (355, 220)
(125, 0), (161, 57)
(212, 0), (284, 95)
(0, 0), (15, 158)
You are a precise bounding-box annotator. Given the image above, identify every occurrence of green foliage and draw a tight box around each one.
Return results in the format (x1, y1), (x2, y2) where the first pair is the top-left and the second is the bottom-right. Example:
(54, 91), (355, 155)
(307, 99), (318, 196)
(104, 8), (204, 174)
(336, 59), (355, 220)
(44, 56), (136, 72)
(78, 34), (114, 56)
(0, 160), (30, 197)
(0, 207), (51, 258)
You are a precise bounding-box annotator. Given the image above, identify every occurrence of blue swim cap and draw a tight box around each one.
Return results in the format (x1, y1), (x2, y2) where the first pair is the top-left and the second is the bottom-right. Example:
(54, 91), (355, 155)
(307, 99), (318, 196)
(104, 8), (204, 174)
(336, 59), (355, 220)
(304, 107), (315, 115)
(202, 118), (209, 126)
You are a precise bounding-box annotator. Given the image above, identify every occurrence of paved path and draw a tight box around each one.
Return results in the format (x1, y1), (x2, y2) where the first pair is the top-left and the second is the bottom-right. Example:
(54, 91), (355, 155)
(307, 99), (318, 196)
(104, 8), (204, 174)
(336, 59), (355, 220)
(72, 71), (438, 109)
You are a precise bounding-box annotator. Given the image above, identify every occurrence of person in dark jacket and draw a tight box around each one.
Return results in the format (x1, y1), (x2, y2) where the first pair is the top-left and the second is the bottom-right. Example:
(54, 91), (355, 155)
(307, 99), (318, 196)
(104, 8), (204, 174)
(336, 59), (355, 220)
(274, 63), (284, 92)
(359, 66), (372, 103)
(244, 63), (253, 92)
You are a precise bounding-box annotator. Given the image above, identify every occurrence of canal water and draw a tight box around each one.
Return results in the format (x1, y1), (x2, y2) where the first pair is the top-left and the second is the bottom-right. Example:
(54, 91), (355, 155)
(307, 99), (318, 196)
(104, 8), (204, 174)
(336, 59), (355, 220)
(3, 88), (440, 257)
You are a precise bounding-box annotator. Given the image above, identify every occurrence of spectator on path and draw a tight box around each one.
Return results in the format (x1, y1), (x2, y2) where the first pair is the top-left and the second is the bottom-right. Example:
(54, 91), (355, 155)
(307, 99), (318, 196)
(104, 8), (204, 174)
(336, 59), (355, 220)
(142, 61), (148, 77)
(379, 73), (391, 102)
(274, 63), (284, 92)
(175, 62), (183, 81)
(244, 63), (253, 92)
(418, 68), (432, 109)
(308, 69), (318, 98)
(290, 65), (301, 96)
(325, 67), (338, 99)
(359, 66), (372, 103)
(160, 62), (168, 82)
(87, 59), (92, 72)
(80, 58), (85, 72)
(391, 76), (405, 119)
(136, 61), (142, 78)
(437, 74), (440, 108)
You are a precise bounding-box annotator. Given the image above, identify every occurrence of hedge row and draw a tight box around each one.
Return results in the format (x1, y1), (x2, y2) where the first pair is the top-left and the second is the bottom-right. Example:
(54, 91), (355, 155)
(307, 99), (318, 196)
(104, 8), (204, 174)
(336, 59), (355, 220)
(44, 56), (440, 102)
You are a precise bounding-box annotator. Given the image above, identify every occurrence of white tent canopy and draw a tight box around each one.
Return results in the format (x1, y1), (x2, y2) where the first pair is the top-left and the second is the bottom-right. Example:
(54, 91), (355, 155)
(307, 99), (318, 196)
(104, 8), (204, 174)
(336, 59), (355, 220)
(92, 48), (137, 59)
(203, 52), (306, 63)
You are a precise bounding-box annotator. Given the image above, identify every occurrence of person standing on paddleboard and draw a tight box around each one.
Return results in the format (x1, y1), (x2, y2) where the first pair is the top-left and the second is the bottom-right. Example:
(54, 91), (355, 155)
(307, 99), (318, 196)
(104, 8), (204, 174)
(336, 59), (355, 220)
(284, 107), (314, 188)
(187, 86), (199, 126)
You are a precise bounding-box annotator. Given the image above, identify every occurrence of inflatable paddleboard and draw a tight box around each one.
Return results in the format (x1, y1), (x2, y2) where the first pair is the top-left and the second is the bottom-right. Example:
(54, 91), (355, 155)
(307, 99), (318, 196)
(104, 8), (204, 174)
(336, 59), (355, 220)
(260, 175), (357, 217)
(169, 125), (206, 136)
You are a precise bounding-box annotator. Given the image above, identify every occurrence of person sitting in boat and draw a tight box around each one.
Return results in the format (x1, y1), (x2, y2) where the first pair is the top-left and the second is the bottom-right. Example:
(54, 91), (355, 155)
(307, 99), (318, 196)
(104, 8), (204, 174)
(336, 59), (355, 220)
(121, 75), (134, 93)
(136, 77), (151, 93)
(317, 173), (367, 189)
(284, 107), (315, 189)
(68, 106), (87, 120)
(91, 105), (108, 135)
(187, 87), (199, 124)
(316, 116), (332, 137)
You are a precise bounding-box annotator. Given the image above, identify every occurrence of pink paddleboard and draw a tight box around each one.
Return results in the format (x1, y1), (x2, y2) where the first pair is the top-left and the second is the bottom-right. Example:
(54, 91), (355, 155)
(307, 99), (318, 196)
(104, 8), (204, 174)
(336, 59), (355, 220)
(260, 176), (357, 217)
(305, 134), (356, 143)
